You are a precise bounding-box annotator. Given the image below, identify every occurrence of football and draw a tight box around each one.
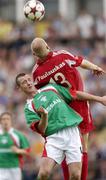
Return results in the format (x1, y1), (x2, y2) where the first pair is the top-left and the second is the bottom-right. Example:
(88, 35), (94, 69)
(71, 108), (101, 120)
(24, 0), (45, 21)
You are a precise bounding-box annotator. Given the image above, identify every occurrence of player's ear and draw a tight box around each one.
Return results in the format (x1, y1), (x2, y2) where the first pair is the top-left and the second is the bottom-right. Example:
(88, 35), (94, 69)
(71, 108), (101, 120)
(16, 84), (21, 92)
(46, 45), (50, 50)
(32, 51), (36, 56)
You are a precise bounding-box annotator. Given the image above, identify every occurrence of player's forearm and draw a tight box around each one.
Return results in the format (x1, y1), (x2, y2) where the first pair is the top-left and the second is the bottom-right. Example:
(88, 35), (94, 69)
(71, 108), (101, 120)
(76, 91), (102, 103)
(38, 114), (48, 134)
(16, 148), (30, 155)
(80, 59), (100, 70)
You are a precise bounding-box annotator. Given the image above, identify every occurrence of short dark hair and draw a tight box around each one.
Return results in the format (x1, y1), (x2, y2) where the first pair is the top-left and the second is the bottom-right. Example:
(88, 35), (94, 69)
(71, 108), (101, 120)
(15, 73), (26, 87)
(0, 112), (12, 121)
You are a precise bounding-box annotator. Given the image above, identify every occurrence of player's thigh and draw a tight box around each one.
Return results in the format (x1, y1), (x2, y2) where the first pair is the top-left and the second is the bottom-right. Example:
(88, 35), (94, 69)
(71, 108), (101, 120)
(38, 157), (56, 175)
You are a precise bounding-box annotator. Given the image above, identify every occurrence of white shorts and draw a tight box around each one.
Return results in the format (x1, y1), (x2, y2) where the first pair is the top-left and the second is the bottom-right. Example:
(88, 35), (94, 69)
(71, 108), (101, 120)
(0, 167), (22, 180)
(43, 126), (82, 165)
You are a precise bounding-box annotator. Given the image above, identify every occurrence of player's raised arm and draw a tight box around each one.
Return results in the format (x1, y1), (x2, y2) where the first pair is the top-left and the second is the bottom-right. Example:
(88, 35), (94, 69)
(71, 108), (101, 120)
(62, 51), (105, 76)
(49, 84), (106, 106)
(75, 91), (106, 106)
(80, 59), (106, 75)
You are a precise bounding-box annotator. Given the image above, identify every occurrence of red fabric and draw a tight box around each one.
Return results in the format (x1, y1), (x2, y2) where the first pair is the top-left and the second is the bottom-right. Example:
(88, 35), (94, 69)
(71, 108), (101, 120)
(61, 159), (69, 180)
(32, 50), (94, 134)
(25, 148), (31, 153)
(30, 121), (39, 131)
(70, 101), (94, 134)
(32, 50), (83, 90)
(42, 138), (48, 157)
(81, 152), (88, 180)
(30, 121), (44, 136)
(69, 88), (77, 99)
(42, 142), (47, 157)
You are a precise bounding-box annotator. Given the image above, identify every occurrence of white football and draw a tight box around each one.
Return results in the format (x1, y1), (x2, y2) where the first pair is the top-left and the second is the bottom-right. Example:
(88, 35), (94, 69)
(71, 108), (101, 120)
(24, 0), (45, 21)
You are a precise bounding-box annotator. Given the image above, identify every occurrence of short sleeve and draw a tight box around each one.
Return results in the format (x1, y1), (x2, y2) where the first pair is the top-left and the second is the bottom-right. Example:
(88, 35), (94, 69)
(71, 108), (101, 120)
(24, 106), (40, 128)
(19, 133), (30, 149)
(71, 55), (83, 67)
(51, 84), (73, 103)
(62, 51), (83, 67)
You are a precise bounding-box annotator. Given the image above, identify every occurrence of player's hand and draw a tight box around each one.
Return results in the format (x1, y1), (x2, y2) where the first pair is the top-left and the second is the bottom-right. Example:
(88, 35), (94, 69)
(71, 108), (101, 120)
(11, 146), (20, 154)
(92, 67), (106, 76)
(100, 96), (106, 106)
(37, 106), (48, 116)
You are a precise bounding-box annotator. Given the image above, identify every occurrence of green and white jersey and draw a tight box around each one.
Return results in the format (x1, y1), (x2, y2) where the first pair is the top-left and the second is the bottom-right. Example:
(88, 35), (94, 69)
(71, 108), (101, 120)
(0, 128), (30, 168)
(24, 84), (82, 137)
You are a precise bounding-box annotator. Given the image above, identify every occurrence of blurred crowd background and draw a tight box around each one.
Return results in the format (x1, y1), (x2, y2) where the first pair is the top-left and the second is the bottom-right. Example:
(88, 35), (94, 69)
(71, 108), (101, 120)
(0, 0), (106, 179)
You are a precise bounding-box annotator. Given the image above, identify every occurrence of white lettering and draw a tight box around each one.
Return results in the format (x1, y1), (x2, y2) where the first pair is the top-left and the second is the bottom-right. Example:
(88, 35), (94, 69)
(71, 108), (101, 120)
(46, 98), (61, 112)
(34, 62), (65, 84)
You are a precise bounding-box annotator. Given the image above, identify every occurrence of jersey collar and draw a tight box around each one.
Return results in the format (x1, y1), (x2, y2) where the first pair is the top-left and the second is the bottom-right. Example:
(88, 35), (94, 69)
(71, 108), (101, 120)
(26, 90), (41, 103)
(0, 127), (14, 134)
(37, 51), (53, 65)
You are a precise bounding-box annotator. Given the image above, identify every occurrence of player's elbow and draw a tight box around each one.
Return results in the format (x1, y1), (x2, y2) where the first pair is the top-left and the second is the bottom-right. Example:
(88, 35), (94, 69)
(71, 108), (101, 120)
(80, 59), (89, 69)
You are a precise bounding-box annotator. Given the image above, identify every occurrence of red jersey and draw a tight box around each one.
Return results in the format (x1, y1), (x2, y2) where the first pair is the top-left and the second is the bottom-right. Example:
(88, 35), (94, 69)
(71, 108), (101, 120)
(32, 50), (84, 90)
(32, 50), (94, 134)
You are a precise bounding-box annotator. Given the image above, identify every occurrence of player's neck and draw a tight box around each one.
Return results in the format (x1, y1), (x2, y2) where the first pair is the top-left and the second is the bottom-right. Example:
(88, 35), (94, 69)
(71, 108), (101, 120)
(28, 90), (38, 99)
(3, 127), (11, 132)
(39, 49), (51, 60)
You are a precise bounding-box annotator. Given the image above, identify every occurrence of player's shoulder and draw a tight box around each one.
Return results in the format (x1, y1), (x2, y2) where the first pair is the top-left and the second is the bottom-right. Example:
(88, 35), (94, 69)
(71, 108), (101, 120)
(24, 99), (35, 113)
(0, 128), (3, 135)
(53, 50), (74, 57)
(40, 84), (58, 93)
(13, 129), (26, 138)
(13, 129), (22, 135)
(32, 63), (39, 73)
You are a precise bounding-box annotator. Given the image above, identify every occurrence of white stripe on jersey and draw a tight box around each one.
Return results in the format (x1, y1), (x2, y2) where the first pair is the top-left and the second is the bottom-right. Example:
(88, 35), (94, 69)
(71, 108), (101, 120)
(53, 50), (74, 57)
(26, 99), (35, 113)
(40, 85), (58, 93)
(65, 59), (76, 66)
(0, 149), (12, 153)
(32, 63), (39, 73)
(9, 130), (20, 147)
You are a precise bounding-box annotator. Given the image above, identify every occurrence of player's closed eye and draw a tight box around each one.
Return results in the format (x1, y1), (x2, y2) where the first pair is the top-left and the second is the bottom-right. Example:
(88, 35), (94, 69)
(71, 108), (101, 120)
(21, 80), (27, 86)
(28, 78), (31, 82)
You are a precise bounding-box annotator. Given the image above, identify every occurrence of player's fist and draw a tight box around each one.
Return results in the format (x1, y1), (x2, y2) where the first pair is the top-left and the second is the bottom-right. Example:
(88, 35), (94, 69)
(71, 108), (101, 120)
(92, 67), (106, 76)
(11, 146), (20, 154)
(37, 106), (48, 116)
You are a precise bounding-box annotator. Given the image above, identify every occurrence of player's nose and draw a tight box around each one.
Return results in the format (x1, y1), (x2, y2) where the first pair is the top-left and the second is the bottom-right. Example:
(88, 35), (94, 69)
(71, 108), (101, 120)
(27, 80), (31, 85)
(27, 80), (32, 87)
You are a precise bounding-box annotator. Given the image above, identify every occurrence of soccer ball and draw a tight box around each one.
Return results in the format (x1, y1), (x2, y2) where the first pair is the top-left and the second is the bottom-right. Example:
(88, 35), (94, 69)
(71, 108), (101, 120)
(24, 0), (45, 21)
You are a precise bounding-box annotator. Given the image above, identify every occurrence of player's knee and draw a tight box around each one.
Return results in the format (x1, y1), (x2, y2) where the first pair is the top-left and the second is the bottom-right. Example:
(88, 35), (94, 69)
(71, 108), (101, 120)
(70, 170), (81, 180)
(38, 169), (51, 179)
